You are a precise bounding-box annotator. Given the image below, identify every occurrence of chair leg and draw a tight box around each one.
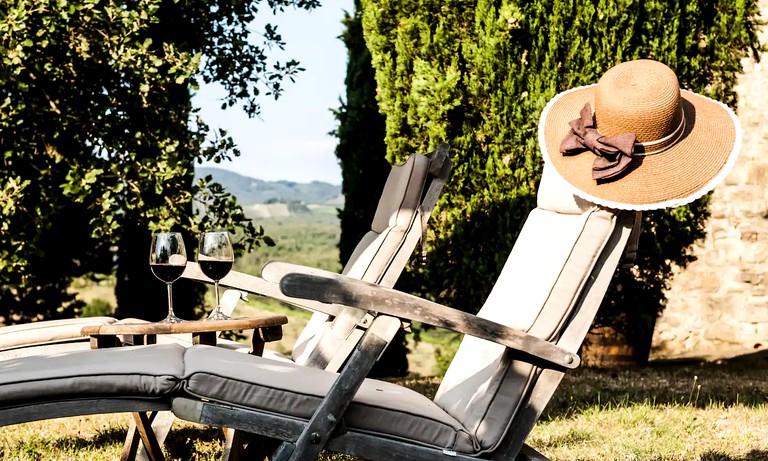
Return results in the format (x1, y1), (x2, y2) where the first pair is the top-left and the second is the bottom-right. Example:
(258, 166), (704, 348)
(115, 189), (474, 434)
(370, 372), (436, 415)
(516, 444), (550, 461)
(221, 428), (249, 461)
(270, 442), (295, 461)
(121, 411), (160, 461)
(137, 412), (175, 461)
(121, 421), (141, 461)
(131, 411), (166, 461)
(240, 435), (282, 461)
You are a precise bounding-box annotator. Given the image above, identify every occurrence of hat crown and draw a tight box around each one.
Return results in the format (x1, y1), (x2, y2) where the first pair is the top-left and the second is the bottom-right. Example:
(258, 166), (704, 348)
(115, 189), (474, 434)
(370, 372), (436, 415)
(594, 60), (683, 144)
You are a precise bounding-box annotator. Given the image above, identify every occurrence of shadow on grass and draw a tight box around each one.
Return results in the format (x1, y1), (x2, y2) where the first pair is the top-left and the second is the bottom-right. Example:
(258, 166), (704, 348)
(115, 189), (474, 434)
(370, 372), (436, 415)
(541, 361), (768, 420)
(48, 426), (126, 451)
(164, 425), (223, 460)
(695, 451), (768, 461)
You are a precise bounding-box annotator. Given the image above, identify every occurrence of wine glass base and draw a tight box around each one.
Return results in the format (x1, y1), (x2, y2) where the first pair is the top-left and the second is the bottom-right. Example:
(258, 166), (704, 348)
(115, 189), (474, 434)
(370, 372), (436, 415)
(207, 309), (233, 321)
(159, 315), (186, 323)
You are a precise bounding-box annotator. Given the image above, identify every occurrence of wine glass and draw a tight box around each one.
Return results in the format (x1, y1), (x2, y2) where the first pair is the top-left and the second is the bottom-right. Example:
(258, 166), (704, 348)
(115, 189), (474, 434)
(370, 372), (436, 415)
(198, 231), (235, 320)
(149, 232), (188, 323)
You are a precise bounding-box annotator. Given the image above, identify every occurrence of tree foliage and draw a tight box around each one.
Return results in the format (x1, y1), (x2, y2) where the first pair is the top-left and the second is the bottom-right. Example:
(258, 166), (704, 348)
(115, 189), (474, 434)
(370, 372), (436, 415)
(0, 0), (317, 322)
(359, 0), (760, 359)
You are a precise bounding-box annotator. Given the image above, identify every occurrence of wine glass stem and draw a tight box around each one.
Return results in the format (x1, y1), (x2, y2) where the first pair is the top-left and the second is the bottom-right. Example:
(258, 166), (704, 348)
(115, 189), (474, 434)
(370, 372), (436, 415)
(167, 283), (176, 318)
(214, 281), (221, 313)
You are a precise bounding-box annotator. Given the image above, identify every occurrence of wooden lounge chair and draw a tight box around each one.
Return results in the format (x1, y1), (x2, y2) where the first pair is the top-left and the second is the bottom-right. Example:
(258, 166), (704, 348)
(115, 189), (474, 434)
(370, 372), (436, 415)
(0, 144), (452, 366)
(170, 166), (641, 460)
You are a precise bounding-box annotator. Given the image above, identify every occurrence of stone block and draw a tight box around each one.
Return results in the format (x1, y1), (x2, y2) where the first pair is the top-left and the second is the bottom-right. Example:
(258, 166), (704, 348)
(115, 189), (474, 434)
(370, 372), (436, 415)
(702, 323), (742, 343)
(741, 271), (765, 285)
(724, 163), (749, 186)
(741, 229), (760, 242)
(748, 162), (768, 185)
(746, 296), (768, 312)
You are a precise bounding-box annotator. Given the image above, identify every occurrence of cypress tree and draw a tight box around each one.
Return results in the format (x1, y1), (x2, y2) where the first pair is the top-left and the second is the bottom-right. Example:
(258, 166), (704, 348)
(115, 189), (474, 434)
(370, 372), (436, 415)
(359, 0), (760, 361)
(335, 1), (408, 376)
(334, 1), (391, 266)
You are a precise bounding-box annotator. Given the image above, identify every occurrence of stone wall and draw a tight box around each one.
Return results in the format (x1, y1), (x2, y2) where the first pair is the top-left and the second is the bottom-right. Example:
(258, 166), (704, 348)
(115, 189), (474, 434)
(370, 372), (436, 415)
(650, 3), (768, 361)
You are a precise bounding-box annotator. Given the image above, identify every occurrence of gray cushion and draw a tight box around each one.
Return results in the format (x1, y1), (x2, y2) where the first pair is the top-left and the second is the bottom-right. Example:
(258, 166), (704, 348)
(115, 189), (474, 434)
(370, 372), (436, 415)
(0, 344), (185, 406)
(183, 345), (477, 453)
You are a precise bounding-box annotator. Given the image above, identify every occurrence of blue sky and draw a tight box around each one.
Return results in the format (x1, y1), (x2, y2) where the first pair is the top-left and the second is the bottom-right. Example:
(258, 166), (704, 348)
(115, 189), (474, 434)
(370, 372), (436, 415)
(194, 1), (354, 185)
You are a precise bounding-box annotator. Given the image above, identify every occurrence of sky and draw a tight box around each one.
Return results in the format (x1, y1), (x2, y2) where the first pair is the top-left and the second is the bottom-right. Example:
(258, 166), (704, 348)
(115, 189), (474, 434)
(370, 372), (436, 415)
(194, 1), (354, 185)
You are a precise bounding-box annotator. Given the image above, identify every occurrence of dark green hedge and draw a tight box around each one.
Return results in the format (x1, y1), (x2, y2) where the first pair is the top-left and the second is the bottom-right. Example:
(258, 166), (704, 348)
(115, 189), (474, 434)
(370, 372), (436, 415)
(358, 0), (760, 359)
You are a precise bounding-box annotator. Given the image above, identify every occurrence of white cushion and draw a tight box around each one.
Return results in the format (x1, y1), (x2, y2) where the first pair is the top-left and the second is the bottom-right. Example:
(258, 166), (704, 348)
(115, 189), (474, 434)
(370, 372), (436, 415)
(0, 317), (116, 351)
(536, 164), (595, 214)
(434, 207), (616, 451)
(295, 154), (429, 362)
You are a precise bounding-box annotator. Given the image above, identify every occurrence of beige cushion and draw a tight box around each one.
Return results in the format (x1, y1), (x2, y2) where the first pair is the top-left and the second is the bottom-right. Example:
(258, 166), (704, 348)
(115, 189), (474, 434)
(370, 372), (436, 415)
(0, 341), (93, 361)
(0, 317), (116, 351)
(183, 345), (477, 453)
(433, 205), (616, 451)
(536, 164), (596, 214)
(343, 153), (428, 281)
(0, 317), (117, 360)
(294, 154), (430, 362)
(0, 344), (185, 406)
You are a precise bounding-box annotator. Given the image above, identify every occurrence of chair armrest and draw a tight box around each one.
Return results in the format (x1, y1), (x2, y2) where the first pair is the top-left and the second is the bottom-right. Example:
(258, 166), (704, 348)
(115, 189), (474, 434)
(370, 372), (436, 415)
(181, 262), (343, 318)
(260, 261), (346, 285)
(279, 273), (580, 370)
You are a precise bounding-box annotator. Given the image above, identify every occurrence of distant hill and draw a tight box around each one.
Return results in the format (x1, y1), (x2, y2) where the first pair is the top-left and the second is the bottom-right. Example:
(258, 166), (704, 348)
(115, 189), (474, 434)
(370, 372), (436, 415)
(195, 167), (342, 205)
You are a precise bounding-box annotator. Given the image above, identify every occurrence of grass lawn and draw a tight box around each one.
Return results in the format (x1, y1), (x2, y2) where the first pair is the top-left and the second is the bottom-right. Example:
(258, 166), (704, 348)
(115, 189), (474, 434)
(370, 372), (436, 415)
(20, 285), (768, 460)
(2, 360), (768, 460)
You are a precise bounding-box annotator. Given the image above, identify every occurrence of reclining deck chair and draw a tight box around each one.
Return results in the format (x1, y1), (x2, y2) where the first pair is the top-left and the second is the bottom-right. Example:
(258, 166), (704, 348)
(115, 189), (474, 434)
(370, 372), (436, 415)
(181, 143), (452, 370)
(169, 166), (640, 460)
(0, 144), (451, 367)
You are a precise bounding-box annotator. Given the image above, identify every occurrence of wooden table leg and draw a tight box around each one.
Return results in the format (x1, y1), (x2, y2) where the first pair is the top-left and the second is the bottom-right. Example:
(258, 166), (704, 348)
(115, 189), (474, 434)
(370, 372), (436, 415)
(250, 326), (282, 356)
(220, 327), (285, 460)
(90, 334), (120, 349)
(192, 331), (217, 346)
(121, 421), (141, 461)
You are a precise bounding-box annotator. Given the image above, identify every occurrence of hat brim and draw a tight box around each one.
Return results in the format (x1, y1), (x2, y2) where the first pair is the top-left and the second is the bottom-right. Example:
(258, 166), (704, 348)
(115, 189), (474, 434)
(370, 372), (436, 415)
(538, 85), (741, 210)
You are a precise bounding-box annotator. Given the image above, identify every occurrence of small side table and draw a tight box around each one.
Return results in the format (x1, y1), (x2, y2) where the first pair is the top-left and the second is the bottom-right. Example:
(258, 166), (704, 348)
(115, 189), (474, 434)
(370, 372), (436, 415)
(81, 315), (286, 356)
(82, 315), (288, 461)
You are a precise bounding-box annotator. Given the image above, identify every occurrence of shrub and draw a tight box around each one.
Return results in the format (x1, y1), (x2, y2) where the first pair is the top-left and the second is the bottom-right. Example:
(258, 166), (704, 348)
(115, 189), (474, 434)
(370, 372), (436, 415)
(359, 0), (761, 360)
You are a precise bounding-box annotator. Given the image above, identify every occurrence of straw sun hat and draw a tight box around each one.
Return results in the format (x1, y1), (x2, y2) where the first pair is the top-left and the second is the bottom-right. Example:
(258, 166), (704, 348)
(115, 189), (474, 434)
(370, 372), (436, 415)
(538, 59), (741, 210)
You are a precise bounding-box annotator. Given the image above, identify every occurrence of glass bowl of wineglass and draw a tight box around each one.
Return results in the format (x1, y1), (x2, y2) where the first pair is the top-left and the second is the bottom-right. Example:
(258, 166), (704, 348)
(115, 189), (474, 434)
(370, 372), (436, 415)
(198, 231), (235, 320)
(149, 232), (188, 323)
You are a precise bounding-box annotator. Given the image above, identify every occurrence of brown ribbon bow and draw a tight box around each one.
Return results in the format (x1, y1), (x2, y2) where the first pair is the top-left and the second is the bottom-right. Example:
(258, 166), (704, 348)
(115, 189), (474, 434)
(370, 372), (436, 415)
(559, 103), (636, 181)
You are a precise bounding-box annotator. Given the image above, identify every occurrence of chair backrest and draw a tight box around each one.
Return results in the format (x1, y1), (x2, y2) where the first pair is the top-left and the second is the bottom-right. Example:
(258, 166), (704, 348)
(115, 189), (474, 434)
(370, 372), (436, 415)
(433, 165), (636, 456)
(292, 145), (452, 366)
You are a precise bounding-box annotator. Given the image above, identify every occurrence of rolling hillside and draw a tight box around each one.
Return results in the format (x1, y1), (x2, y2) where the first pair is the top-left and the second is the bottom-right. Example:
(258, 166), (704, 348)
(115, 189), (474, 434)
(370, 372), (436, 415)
(195, 166), (342, 205)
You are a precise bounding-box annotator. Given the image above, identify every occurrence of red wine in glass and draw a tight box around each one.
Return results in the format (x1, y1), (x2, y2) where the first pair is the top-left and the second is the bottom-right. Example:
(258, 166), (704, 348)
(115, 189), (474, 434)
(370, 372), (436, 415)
(149, 232), (187, 323)
(198, 259), (233, 281)
(150, 264), (187, 283)
(198, 232), (235, 320)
